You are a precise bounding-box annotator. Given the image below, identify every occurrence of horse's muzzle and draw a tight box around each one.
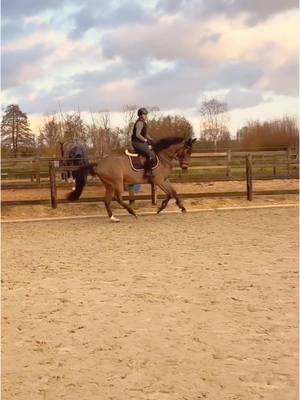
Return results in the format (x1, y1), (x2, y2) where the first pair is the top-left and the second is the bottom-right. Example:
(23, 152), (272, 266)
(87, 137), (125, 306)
(181, 163), (189, 171)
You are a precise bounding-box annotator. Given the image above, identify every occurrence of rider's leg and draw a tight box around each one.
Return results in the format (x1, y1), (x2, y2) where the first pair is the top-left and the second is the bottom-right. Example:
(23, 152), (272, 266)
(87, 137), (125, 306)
(132, 141), (155, 177)
(143, 154), (153, 177)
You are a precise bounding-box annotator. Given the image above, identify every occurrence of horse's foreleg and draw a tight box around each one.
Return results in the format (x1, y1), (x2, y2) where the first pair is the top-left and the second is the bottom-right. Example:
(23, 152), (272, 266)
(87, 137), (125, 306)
(155, 179), (186, 213)
(157, 195), (171, 213)
(115, 197), (137, 218)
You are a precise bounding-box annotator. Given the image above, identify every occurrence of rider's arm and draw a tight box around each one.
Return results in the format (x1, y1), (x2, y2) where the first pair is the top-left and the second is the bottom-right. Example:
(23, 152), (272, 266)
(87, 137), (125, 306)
(146, 134), (153, 143)
(135, 121), (147, 142)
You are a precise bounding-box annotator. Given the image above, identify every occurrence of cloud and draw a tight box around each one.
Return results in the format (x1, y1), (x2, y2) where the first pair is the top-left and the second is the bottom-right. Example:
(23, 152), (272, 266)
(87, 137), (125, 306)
(69, 0), (155, 39)
(156, 0), (298, 24)
(101, 9), (297, 66)
(2, 0), (64, 18)
(232, 0), (298, 24)
(2, 20), (28, 43)
(101, 17), (208, 61)
(2, 45), (49, 89)
(262, 60), (299, 97)
(156, 0), (188, 14)
(224, 87), (266, 110)
(1, 0), (298, 128)
(215, 61), (263, 88)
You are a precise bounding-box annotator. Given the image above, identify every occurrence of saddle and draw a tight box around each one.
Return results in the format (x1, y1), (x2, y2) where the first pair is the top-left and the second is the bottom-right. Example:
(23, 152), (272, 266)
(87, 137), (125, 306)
(125, 149), (159, 172)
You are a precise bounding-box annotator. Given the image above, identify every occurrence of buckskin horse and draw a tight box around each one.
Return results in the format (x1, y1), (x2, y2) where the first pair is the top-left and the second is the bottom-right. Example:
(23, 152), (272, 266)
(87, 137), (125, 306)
(66, 136), (196, 222)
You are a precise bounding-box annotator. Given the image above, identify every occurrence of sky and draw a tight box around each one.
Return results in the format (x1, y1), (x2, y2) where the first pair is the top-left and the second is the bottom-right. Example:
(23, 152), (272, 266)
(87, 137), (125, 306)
(1, 0), (299, 137)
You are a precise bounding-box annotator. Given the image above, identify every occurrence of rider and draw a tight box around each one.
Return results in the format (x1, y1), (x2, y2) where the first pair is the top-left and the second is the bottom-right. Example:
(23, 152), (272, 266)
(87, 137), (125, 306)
(131, 107), (155, 178)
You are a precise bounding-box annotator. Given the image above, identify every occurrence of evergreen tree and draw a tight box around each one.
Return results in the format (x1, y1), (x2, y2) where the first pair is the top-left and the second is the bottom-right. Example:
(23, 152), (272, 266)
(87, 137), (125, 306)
(1, 104), (35, 157)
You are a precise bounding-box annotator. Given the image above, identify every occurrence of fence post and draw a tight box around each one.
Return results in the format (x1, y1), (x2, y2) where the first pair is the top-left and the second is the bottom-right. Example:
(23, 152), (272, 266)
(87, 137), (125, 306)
(30, 160), (34, 182)
(287, 146), (291, 176)
(151, 183), (157, 205)
(128, 185), (135, 205)
(49, 161), (58, 209)
(246, 154), (253, 201)
(36, 156), (41, 184)
(226, 149), (231, 178)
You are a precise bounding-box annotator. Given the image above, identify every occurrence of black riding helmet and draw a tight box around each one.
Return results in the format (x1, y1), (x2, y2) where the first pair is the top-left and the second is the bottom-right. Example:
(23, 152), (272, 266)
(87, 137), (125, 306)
(137, 107), (148, 116)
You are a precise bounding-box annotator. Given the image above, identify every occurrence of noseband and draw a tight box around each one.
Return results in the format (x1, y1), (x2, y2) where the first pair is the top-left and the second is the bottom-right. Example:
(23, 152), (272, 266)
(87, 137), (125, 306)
(175, 143), (192, 169)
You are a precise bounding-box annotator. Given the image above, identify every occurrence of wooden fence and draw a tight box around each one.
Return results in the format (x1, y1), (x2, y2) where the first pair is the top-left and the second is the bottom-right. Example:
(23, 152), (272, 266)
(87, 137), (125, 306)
(1, 148), (298, 182)
(1, 149), (298, 208)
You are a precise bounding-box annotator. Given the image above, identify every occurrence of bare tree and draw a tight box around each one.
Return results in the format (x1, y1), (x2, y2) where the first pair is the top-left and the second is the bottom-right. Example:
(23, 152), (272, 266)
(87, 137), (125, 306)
(199, 98), (229, 150)
(38, 114), (63, 146)
(122, 104), (137, 146)
(98, 110), (111, 150)
(63, 112), (87, 142)
(88, 110), (121, 156)
(147, 106), (161, 121)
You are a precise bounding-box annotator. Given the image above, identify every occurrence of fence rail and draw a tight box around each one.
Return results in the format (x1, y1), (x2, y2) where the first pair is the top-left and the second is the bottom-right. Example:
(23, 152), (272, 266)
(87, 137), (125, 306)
(1, 149), (298, 183)
(1, 150), (298, 209)
(2, 190), (298, 208)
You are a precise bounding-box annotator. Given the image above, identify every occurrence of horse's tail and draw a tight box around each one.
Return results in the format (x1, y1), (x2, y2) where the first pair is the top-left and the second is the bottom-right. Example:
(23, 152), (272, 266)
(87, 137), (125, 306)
(66, 162), (98, 201)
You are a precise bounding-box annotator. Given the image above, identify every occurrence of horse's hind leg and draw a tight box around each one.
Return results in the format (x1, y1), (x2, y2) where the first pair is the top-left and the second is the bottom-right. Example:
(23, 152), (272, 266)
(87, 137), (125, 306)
(103, 183), (120, 222)
(114, 184), (137, 218)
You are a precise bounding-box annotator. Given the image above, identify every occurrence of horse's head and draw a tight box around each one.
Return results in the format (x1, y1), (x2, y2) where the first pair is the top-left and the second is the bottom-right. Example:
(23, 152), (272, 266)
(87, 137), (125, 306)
(175, 137), (197, 170)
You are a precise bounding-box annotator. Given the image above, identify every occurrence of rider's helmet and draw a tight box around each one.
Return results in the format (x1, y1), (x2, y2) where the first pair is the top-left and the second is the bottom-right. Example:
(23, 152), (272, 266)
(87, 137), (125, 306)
(137, 107), (148, 117)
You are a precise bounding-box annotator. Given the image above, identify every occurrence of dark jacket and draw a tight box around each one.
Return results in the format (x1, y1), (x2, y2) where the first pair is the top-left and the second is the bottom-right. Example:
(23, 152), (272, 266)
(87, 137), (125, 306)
(131, 118), (148, 143)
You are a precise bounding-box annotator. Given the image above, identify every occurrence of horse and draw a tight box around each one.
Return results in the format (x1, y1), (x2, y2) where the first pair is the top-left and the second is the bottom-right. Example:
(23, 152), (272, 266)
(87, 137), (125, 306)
(66, 136), (196, 222)
(62, 139), (89, 191)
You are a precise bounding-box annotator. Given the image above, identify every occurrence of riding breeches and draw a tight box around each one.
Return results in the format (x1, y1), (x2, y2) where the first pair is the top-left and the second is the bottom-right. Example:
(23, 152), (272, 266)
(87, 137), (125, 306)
(132, 140), (155, 165)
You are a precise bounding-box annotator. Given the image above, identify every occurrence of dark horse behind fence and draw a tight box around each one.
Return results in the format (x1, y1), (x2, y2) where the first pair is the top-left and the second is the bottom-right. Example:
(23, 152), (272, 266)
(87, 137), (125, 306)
(63, 139), (89, 188)
(67, 136), (196, 222)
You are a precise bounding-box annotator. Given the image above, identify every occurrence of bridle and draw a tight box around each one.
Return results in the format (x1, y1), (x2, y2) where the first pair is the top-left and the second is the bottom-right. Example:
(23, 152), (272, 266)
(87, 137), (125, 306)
(155, 138), (194, 169)
(174, 143), (192, 169)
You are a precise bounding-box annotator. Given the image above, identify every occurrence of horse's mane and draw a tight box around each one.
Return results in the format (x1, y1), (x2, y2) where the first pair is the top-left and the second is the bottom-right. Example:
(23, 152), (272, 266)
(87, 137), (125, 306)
(153, 136), (185, 152)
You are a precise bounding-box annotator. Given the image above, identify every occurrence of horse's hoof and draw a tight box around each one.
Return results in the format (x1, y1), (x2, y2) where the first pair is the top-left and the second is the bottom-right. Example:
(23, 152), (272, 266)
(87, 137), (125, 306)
(181, 208), (187, 213)
(110, 216), (120, 223)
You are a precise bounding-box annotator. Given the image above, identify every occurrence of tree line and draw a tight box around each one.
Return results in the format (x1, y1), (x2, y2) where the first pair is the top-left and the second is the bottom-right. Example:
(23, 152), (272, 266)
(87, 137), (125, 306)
(1, 101), (298, 158)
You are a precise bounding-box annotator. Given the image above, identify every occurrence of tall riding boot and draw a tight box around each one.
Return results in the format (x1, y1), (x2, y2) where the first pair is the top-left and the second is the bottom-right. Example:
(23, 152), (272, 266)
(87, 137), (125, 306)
(143, 159), (153, 178)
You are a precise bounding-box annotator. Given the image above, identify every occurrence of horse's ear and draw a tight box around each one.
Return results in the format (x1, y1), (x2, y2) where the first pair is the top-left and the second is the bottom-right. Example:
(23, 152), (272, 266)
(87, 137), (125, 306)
(185, 137), (196, 147)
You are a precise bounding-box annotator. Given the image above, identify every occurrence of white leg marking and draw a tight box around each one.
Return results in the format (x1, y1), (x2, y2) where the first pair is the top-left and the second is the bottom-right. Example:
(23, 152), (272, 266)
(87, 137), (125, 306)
(110, 215), (120, 223)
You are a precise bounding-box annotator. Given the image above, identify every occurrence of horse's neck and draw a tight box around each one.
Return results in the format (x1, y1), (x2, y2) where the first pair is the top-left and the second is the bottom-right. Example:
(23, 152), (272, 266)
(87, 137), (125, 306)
(158, 143), (182, 163)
